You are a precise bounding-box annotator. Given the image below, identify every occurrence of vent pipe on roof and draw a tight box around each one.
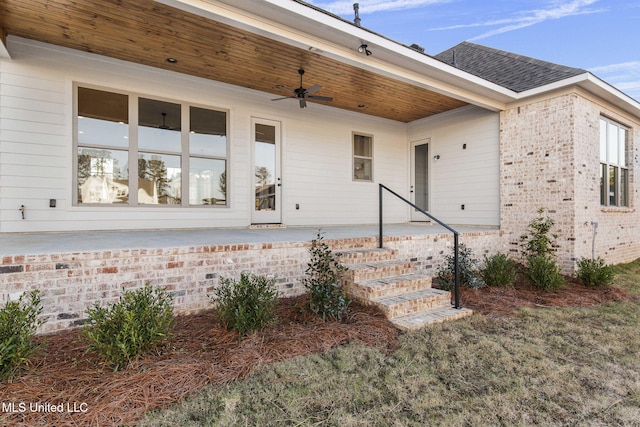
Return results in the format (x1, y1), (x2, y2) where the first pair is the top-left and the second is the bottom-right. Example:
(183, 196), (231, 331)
(452, 49), (458, 67)
(353, 3), (361, 27)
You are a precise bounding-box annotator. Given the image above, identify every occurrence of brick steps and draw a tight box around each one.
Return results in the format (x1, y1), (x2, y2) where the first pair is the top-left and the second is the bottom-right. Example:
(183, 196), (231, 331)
(340, 246), (471, 330)
(348, 273), (432, 300)
(373, 288), (451, 319)
(345, 260), (415, 282)
(337, 248), (397, 264)
(392, 306), (474, 331)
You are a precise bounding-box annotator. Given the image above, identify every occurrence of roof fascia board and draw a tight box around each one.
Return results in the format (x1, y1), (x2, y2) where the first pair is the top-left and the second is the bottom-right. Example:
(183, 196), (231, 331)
(517, 72), (640, 118)
(157, 0), (512, 111)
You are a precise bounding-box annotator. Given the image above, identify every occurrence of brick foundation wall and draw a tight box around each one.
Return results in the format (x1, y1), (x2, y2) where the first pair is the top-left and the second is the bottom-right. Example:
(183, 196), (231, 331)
(500, 91), (640, 273)
(384, 230), (506, 275)
(1, 231), (502, 333)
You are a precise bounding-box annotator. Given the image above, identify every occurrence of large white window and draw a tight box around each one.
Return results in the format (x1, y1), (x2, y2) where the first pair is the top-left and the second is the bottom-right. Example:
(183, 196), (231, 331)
(353, 133), (373, 182)
(600, 117), (629, 207)
(75, 86), (228, 206)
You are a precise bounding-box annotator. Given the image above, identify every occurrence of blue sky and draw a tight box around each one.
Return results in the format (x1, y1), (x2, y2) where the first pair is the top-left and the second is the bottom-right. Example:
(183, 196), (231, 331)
(309, 0), (640, 101)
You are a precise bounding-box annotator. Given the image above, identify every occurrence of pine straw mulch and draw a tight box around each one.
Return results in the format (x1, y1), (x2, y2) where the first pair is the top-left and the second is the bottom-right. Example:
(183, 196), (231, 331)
(460, 275), (636, 317)
(2, 282), (635, 427)
(0, 296), (398, 427)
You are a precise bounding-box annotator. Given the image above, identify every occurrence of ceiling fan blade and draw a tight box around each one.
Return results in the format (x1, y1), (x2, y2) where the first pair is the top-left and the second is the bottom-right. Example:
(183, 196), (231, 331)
(308, 95), (333, 102)
(299, 98), (307, 108)
(306, 84), (322, 95)
(271, 96), (294, 101)
(275, 84), (293, 91)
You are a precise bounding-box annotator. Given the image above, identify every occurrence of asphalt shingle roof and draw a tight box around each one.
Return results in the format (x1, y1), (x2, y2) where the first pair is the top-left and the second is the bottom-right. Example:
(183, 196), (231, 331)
(434, 41), (587, 92)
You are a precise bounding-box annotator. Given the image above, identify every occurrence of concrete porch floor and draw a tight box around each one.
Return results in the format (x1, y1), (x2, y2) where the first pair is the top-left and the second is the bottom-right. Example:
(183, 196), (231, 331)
(0, 223), (498, 256)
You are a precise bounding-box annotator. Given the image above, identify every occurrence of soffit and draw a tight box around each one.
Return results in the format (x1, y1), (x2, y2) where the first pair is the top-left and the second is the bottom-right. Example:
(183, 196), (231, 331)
(0, 0), (477, 122)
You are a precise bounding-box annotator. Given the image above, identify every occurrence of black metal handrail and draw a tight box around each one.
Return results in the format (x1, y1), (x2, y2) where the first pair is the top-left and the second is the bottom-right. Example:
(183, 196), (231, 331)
(378, 184), (461, 309)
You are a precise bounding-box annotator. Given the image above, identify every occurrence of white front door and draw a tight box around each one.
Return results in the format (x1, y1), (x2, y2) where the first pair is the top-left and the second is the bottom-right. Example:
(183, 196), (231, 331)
(251, 118), (281, 224)
(410, 139), (430, 221)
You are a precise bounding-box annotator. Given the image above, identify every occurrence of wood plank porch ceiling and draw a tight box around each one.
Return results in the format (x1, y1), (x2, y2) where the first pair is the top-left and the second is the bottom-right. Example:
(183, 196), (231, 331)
(1, 0), (468, 122)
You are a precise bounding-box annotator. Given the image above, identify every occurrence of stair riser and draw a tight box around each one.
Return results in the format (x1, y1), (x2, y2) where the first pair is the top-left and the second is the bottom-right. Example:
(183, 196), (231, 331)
(346, 263), (415, 282)
(347, 277), (432, 301)
(392, 309), (473, 331)
(339, 252), (397, 264)
(375, 293), (452, 319)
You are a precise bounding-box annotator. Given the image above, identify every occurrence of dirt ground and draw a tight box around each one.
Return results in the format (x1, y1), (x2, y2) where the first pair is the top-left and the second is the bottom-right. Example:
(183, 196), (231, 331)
(0, 280), (633, 427)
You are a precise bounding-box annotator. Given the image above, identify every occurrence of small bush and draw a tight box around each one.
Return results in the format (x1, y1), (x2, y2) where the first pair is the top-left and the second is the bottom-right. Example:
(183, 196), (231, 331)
(0, 290), (44, 381)
(303, 232), (350, 321)
(527, 255), (565, 291)
(520, 208), (558, 259)
(84, 284), (174, 371)
(211, 273), (279, 336)
(576, 257), (615, 287)
(479, 253), (517, 287)
(436, 244), (483, 290)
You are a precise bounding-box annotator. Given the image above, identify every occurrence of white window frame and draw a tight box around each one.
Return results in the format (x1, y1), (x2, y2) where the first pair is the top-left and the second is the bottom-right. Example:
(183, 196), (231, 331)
(599, 116), (629, 207)
(73, 84), (230, 207)
(352, 132), (373, 182)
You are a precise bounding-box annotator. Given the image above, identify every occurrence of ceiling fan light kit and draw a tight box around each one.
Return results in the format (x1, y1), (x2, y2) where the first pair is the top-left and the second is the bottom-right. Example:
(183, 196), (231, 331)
(271, 68), (334, 109)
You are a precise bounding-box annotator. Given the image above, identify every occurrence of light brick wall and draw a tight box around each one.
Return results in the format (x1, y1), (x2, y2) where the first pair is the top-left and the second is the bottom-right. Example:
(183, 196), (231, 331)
(572, 95), (640, 266)
(1, 243), (311, 333)
(1, 231), (502, 333)
(500, 91), (640, 273)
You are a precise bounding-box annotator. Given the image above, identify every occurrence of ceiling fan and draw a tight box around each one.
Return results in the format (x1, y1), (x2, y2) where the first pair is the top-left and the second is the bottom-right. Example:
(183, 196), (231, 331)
(272, 68), (333, 108)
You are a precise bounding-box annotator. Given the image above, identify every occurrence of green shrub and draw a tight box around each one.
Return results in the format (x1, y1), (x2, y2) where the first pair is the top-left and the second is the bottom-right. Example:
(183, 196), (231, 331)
(479, 253), (517, 287)
(576, 257), (615, 287)
(527, 255), (565, 291)
(84, 284), (174, 371)
(303, 232), (350, 321)
(436, 243), (483, 290)
(0, 290), (44, 381)
(211, 273), (279, 336)
(520, 208), (558, 258)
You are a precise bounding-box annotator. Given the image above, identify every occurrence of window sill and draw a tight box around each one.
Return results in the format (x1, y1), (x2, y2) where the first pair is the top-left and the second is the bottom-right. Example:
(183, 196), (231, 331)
(600, 206), (635, 213)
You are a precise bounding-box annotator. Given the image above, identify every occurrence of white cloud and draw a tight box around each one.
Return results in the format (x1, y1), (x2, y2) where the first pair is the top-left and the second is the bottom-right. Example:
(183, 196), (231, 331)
(590, 61), (640, 101)
(432, 0), (603, 41)
(310, 0), (452, 15)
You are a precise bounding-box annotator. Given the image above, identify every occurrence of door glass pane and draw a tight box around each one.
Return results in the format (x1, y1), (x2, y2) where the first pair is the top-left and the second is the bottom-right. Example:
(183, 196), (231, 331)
(138, 98), (181, 152)
(138, 153), (182, 205)
(414, 144), (429, 211)
(77, 148), (129, 204)
(189, 158), (226, 205)
(255, 124), (276, 211)
(190, 106), (227, 157)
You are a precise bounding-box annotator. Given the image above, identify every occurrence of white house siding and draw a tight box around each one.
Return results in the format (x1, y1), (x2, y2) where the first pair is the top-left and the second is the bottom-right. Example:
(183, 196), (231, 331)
(500, 90), (640, 273)
(0, 37), (408, 232)
(407, 105), (500, 226)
